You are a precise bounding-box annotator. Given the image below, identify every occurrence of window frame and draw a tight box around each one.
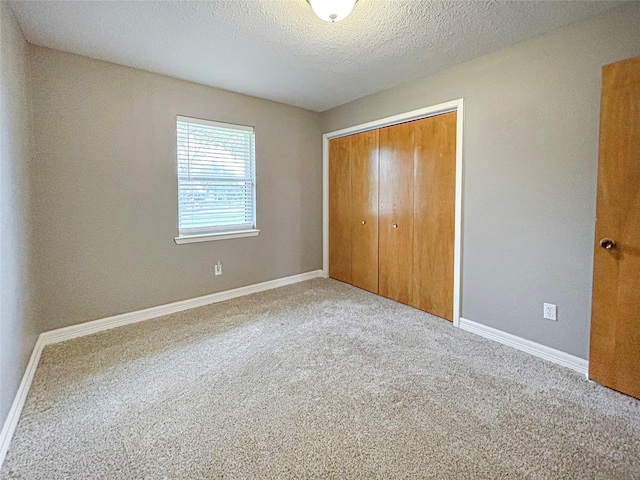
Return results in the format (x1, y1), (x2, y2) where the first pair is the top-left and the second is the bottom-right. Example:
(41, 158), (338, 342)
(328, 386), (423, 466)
(174, 115), (259, 245)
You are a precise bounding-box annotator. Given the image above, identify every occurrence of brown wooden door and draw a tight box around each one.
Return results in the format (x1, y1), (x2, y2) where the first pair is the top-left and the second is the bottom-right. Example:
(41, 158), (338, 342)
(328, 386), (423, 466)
(328, 136), (352, 283)
(350, 130), (379, 294)
(589, 56), (640, 399)
(412, 112), (457, 321)
(379, 122), (415, 305)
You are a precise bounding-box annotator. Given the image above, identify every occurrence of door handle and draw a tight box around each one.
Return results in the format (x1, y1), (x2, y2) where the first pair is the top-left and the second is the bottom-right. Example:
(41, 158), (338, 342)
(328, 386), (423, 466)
(392, 223), (398, 229)
(600, 238), (617, 250)
(361, 220), (366, 225)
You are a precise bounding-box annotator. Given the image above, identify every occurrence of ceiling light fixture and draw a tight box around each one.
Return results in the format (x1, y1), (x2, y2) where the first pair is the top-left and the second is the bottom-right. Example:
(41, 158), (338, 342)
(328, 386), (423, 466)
(307, 0), (357, 23)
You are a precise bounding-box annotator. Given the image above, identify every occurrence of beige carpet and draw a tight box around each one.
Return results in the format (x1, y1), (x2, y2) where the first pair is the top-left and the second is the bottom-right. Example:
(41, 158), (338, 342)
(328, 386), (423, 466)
(2, 279), (639, 479)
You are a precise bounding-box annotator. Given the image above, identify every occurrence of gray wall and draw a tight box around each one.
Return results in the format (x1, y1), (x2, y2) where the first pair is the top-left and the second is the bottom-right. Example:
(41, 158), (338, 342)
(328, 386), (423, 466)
(29, 46), (323, 332)
(322, 3), (640, 359)
(0, 3), (37, 429)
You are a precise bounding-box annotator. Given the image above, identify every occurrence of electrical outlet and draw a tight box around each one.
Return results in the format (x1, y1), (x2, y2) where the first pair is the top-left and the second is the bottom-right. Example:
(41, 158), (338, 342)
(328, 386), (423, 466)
(215, 261), (222, 276)
(543, 303), (557, 321)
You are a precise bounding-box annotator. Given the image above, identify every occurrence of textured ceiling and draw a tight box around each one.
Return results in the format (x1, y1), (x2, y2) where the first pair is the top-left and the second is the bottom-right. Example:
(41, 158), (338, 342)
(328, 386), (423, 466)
(10, 0), (625, 112)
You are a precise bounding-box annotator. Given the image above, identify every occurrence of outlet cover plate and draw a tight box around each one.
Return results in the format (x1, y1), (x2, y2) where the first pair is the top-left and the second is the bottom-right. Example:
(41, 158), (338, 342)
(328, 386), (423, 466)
(543, 303), (557, 321)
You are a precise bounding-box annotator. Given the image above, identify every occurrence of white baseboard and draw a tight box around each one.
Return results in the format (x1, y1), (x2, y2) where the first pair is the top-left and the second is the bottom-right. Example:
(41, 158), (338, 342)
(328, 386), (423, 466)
(0, 336), (45, 468)
(40, 270), (324, 345)
(459, 317), (589, 375)
(0, 269), (324, 469)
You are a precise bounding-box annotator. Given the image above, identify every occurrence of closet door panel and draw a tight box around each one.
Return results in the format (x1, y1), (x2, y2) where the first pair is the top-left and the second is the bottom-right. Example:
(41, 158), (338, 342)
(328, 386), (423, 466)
(329, 136), (352, 283)
(378, 122), (415, 304)
(412, 112), (457, 320)
(351, 130), (379, 293)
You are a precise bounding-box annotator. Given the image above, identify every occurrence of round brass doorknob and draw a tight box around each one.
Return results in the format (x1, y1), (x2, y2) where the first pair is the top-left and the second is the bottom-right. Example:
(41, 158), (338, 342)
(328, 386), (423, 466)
(361, 220), (366, 225)
(600, 238), (616, 250)
(392, 223), (398, 229)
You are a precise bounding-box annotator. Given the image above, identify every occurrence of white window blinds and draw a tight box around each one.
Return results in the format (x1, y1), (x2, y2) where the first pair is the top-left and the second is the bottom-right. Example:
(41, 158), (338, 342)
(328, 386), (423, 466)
(176, 116), (256, 237)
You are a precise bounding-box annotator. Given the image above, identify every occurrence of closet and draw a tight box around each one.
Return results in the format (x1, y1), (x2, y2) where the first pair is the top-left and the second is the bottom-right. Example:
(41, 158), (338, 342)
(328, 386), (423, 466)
(328, 111), (456, 321)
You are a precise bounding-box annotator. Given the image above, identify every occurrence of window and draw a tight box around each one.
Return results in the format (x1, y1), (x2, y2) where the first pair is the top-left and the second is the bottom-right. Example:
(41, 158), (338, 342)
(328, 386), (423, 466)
(175, 116), (258, 244)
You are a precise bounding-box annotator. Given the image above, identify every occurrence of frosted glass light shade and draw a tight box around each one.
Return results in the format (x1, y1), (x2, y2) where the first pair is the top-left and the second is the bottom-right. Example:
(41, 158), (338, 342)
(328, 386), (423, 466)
(307, 0), (357, 22)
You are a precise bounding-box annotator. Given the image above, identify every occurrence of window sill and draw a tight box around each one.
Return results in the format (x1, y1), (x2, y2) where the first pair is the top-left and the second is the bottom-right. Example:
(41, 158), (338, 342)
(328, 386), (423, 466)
(174, 229), (260, 245)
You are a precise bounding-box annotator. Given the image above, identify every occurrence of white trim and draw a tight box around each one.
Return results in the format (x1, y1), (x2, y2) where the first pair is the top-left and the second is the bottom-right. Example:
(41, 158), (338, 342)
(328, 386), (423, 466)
(176, 115), (254, 132)
(452, 103), (464, 328)
(459, 317), (589, 375)
(40, 269), (324, 345)
(322, 99), (464, 326)
(0, 336), (45, 468)
(322, 134), (330, 279)
(0, 269), (323, 468)
(325, 100), (461, 139)
(175, 229), (260, 244)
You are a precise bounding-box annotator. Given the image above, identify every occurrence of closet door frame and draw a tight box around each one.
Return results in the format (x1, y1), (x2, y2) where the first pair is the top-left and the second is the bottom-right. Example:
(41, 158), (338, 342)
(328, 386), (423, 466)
(322, 98), (464, 327)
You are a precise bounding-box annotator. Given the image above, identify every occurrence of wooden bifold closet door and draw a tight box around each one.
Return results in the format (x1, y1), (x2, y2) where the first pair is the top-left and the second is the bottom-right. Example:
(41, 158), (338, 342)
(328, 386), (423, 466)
(328, 135), (352, 284)
(328, 130), (379, 293)
(411, 112), (456, 320)
(350, 130), (379, 293)
(378, 121), (415, 305)
(329, 111), (456, 322)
